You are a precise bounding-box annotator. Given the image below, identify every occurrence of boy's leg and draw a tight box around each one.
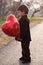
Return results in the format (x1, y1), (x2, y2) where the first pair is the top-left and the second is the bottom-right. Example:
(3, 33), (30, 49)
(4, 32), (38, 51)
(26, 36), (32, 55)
(21, 42), (31, 61)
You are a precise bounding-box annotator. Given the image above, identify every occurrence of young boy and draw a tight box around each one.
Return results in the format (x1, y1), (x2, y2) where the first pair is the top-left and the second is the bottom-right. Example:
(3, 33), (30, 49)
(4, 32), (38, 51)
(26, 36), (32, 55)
(16, 5), (31, 64)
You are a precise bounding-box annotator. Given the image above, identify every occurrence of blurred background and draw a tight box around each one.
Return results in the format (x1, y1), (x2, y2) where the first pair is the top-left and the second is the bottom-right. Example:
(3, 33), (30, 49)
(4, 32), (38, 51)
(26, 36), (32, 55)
(0, 0), (43, 48)
(0, 0), (43, 18)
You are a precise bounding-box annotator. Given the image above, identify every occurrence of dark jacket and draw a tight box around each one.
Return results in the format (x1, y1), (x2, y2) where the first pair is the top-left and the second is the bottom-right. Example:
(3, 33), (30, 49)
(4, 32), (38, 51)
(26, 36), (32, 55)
(19, 15), (31, 43)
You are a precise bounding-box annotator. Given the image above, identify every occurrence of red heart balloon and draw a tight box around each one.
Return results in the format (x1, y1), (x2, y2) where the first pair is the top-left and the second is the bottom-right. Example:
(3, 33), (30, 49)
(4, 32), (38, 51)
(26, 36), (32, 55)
(2, 14), (20, 37)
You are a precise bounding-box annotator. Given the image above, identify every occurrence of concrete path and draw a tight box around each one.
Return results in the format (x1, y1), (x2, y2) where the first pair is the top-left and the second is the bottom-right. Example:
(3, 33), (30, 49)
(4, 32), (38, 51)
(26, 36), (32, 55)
(0, 22), (43, 65)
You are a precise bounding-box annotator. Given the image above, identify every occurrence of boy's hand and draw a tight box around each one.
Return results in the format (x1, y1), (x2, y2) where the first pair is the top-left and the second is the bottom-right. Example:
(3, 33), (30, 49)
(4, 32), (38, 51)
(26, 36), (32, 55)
(15, 34), (22, 41)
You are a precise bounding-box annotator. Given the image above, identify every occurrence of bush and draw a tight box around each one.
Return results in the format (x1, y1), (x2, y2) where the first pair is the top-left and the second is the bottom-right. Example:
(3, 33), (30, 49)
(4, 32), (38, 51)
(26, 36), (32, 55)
(0, 18), (6, 27)
(0, 18), (5, 22)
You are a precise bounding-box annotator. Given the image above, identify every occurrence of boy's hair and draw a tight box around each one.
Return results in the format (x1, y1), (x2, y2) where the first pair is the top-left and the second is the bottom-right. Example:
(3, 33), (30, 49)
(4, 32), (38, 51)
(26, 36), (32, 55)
(18, 5), (28, 14)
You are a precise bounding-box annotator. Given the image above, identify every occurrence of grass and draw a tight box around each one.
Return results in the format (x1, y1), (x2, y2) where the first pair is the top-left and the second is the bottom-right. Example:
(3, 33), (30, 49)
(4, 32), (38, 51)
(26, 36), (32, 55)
(29, 17), (43, 21)
(29, 17), (43, 27)
(0, 18), (6, 27)
(0, 17), (43, 24)
(0, 18), (5, 23)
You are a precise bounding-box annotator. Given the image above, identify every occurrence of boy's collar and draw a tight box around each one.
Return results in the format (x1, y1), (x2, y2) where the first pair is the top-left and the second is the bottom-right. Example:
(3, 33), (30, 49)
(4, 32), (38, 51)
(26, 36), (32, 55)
(22, 15), (27, 17)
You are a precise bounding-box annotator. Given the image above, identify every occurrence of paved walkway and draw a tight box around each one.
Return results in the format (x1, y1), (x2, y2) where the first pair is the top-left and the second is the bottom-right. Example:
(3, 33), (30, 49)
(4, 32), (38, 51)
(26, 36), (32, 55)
(0, 22), (43, 65)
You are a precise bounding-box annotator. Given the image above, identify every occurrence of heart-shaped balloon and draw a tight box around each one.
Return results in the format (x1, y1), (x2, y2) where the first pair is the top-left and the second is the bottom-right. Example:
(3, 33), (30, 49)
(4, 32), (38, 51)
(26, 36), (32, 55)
(2, 14), (20, 37)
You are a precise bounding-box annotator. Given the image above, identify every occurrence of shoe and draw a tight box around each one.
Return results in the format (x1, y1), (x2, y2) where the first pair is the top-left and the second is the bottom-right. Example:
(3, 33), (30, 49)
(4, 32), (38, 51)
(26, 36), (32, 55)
(22, 57), (31, 64)
(19, 57), (24, 61)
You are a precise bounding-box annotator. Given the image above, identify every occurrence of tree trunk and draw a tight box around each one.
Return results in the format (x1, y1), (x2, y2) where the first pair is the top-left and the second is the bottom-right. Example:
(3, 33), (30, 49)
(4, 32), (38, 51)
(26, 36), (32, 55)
(20, 0), (22, 2)
(0, 0), (2, 18)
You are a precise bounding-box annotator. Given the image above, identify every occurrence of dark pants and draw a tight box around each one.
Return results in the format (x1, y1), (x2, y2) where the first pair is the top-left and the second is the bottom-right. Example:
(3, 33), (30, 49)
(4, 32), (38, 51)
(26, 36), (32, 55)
(21, 42), (31, 60)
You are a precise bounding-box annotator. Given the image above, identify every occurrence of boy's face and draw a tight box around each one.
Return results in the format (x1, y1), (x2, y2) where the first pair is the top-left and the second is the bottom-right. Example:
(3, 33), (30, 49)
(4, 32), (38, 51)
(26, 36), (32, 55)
(18, 10), (25, 17)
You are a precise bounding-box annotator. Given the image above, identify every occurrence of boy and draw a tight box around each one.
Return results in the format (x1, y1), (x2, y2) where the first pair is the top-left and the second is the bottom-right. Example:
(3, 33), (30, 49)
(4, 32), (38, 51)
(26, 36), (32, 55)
(15, 5), (31, 64)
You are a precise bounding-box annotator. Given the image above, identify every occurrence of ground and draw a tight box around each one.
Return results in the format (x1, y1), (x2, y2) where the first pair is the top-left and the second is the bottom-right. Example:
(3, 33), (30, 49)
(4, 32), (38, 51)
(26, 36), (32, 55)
(0, 22), (43, 65)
